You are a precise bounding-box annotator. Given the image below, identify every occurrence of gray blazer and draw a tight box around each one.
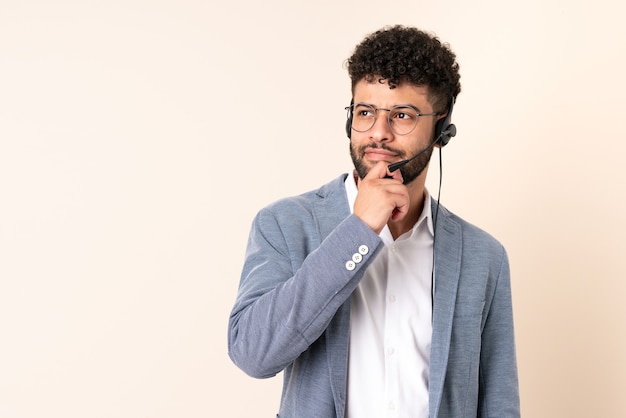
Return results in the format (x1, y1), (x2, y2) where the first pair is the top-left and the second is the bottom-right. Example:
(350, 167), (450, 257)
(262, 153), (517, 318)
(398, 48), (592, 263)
(228, 174), (519, 418)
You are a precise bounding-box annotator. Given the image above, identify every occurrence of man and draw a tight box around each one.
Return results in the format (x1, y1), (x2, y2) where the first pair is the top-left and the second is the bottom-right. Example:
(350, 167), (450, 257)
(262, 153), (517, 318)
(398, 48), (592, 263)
(228, 25), (519, 417)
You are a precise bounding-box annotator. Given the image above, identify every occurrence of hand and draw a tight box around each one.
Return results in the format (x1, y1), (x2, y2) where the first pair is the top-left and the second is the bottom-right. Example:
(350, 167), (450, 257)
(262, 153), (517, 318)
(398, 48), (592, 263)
(353, 161), (409, 234)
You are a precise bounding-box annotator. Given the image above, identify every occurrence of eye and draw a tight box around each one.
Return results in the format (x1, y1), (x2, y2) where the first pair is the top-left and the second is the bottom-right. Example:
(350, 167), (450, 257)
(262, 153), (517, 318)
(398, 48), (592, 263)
(355, 106), (375, 118)
(391, 107), (416, 120)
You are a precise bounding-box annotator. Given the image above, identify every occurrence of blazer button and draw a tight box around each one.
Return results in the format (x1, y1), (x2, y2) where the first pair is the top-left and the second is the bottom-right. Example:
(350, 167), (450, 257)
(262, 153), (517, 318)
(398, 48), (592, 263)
(358, 245), (369, 255)
(352, 253), (363, 263)
(345, 260), (356, 271)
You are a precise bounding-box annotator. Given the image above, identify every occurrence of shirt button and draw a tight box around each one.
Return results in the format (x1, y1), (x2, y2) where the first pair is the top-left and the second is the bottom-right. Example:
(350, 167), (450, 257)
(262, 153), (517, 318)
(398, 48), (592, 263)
(345, 260), (356, 271)
(388, 401), (396, 410)
(358, 245), (369, 255)
(388, 295), (396, 302)
(352, 253), (363, 263)
(387, 347), (395, 355)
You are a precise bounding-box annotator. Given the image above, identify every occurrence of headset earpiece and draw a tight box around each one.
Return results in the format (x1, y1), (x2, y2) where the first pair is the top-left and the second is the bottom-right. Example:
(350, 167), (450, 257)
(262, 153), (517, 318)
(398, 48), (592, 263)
(434, 97), (457, 147)
(345, 99), (354, 139)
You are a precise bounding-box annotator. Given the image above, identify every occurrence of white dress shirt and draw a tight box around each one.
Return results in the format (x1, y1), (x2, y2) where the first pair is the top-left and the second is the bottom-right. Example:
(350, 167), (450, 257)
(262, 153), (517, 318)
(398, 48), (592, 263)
(344, 173), (434, 418)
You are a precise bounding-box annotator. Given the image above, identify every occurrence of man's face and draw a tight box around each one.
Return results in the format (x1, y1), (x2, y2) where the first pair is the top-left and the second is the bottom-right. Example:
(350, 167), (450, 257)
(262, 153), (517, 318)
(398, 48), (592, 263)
(349, 79), (440, 185)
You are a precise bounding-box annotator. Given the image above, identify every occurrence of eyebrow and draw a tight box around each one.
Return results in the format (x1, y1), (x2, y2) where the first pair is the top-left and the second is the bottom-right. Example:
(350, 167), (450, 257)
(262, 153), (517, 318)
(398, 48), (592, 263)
(354, 102), (421, 112)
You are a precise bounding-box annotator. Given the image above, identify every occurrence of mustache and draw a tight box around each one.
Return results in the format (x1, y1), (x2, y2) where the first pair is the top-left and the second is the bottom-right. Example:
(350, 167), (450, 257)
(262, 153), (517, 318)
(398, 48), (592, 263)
(359, 143), (405, 158)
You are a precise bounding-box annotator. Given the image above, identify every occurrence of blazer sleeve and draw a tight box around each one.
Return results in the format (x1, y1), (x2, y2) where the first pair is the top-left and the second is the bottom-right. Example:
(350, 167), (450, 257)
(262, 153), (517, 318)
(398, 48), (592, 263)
(228, 207), (382, 379)
(478, 249), (520, 417)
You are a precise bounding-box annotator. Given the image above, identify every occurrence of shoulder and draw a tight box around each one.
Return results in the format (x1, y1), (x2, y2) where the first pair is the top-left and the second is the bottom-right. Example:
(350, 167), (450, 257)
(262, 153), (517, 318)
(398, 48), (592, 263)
(249, 174), (349, 238)
(435, 202), (507, 260)
(258, 174), (349, 220)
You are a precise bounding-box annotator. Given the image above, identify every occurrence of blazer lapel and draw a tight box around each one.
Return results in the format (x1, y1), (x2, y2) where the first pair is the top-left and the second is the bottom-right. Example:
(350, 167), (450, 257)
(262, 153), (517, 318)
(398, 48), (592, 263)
(428, 203), (463, 417)
(313, 174), (351, 240)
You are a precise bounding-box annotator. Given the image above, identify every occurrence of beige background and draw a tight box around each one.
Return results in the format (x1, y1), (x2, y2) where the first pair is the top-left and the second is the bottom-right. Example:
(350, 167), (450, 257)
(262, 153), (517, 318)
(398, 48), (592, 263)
(1, 0), (625, 417)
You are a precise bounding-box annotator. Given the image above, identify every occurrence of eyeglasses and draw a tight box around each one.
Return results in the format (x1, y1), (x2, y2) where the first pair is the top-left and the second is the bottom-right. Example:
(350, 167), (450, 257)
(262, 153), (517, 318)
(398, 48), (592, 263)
(346, 103), (442, 136)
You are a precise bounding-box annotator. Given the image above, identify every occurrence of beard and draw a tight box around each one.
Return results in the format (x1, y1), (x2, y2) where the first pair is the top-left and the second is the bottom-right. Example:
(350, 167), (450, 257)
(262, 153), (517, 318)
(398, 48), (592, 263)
(350, 142), (433, 185)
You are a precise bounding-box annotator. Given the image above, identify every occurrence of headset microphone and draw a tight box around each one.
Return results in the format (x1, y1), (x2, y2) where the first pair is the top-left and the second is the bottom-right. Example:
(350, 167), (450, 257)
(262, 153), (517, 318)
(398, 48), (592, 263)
(388, 118), (456, 173)
(387, 127), (451, 173)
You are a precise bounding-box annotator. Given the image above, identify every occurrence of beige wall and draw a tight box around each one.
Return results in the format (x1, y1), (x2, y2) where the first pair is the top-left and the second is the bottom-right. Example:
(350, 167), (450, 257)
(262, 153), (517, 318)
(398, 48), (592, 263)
(1, 0), (625, 417)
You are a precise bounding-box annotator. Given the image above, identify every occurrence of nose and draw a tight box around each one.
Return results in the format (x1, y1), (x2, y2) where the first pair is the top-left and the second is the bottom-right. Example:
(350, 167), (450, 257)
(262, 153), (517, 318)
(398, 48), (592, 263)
(369, 110), (394, 143)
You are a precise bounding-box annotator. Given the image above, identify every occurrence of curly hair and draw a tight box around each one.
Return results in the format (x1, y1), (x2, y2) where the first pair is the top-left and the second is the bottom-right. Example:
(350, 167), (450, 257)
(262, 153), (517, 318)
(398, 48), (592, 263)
(347, 25), (461, 112)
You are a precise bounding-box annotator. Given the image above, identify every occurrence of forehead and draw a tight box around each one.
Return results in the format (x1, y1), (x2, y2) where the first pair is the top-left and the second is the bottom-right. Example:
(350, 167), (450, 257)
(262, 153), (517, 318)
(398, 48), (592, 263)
(353, 79), (433, 110)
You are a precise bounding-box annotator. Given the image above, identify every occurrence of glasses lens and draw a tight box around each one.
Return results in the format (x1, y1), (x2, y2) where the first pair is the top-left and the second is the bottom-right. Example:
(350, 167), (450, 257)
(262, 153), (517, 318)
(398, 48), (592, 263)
(351, 104), (376, 132)
(389, 106), (419, 135)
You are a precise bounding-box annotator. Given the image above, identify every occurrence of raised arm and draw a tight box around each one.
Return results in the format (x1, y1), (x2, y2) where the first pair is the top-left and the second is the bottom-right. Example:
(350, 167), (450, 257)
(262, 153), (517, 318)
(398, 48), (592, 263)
(228, 207), (382, 378)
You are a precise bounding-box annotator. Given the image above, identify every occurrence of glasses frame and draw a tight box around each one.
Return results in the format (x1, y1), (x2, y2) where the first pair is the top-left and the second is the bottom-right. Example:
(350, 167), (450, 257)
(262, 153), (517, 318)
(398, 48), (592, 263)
(346, 103), (442, 136)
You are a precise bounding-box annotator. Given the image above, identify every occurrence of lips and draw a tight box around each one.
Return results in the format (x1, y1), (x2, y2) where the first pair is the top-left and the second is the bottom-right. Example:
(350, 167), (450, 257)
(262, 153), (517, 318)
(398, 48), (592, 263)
(363, 147), (400, 162)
